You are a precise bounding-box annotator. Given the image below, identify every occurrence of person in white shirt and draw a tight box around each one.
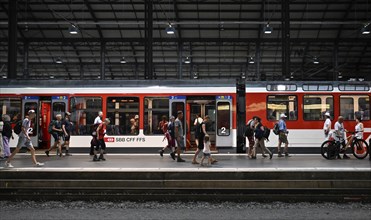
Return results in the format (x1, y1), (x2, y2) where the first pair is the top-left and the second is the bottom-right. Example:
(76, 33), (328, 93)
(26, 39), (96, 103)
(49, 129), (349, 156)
(354, 116), (364, 140)
(323, 112), (331, 139)
(334, 116), (350, 159)
(94, 111), (103, 125)
(200, 135), (212, 166)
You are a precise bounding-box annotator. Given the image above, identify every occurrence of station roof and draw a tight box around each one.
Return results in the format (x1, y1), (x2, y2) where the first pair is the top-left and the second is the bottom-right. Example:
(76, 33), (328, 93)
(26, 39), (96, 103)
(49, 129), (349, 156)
(0, 0), (370, 81)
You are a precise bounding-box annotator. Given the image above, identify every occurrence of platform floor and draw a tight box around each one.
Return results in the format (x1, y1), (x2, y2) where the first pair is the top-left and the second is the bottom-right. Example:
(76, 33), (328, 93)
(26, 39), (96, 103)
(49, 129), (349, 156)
(1, 153), (370, 171)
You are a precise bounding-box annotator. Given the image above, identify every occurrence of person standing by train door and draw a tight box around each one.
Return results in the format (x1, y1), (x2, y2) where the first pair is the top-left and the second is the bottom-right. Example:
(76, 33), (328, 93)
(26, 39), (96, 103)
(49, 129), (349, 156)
(90, 111), (103, 155)
(93, 118), (110, 161)
(277, 113), (290, 157)
(245, 116), (257, 159)
(61, 112), (73, 156)
(191, 114), (204, 164)
(174, 111), (186, 162)
(323, 112), (331, 140)
(5, 110), (44, 168)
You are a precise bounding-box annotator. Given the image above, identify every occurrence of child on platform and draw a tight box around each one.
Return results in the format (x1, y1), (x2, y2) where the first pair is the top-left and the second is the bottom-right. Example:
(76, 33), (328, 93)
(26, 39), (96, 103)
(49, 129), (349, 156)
(200, 135), (212, 167)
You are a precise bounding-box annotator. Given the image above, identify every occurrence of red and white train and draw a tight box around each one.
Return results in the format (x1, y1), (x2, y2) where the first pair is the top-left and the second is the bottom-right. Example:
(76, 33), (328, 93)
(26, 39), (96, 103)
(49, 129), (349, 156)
(0, 80), (370, 153)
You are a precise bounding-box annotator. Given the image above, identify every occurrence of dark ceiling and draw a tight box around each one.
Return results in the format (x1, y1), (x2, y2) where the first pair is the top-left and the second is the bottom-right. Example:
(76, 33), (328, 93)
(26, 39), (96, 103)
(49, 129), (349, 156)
(0, 0), (370, 81)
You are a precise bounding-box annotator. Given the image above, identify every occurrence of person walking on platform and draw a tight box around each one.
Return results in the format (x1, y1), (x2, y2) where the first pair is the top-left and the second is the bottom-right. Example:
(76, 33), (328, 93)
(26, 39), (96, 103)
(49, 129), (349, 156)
(193, 114), (203, 148)
(174, 111), (186, 162)
(277, 113), (290, 157)
(0, 116), (4, 159)
(93, 118), (110, 161)
(334, 116), (350, 159)
(5, 110), (44, 168)
(191, 115), (206, 164)
(323, 112), (331, 140)
(252, 117), (273, 159)
(61, 112), (73, 156)
(45, 114), (64, 157)
(245, 116), (257, 159)
(1, 115), (13, 159)
(90, 111), (103, 155)
(159, 116), (176, 160)
(200, 135), (212, 166)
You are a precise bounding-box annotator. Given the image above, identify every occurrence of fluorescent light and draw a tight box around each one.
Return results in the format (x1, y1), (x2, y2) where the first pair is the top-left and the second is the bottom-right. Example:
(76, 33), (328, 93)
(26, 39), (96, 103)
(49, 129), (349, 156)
(241, 72), (246, 79)
(55, 57), (63, 64)
(277, 85), (286, 91)
(49, 75), (55, 79)
(313, 57), (319, 64)
(69, 24), (79, 35)
(361, 24), (370, 35)
(120, 57), (127, 64)
(184, 57), (191, 64)
(165, 24), (175, 35)
(2, 75), (7, 79)
(248, 57), (254, 64)
(264, 23), (272, 34)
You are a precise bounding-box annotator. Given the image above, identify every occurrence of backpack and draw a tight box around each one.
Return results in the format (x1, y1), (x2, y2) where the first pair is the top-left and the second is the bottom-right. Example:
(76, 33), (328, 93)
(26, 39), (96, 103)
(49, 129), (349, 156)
(48, 120), (56, 133)
(245, 119), (254, 137)
(273, 122), (280, 135)
(14, 120), (22, 135)
(263, 126), (270, 141)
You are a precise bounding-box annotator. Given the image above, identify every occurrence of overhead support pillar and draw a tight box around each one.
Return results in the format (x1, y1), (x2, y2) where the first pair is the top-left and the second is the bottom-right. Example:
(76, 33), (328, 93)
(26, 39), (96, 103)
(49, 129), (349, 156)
(333, 43), (339, 81)
(236, 80), (246, 153)
(178, 42), (183, 79)
(144, 1), (153, 79)
(8, 0), (18, 79)
(100, 41), (105, 80)
(255, 42), (261, 81)
(23, 41), (29, 79)
(281, 0), (290, 79)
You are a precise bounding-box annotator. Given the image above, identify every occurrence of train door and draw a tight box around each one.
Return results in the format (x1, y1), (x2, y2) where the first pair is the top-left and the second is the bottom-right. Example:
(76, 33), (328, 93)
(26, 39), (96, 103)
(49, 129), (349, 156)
(22, 96), (39, 147)
(169, 96), (186, 148)
(50, 96), (68, 147)
(39, 101), (51, 148)
(216, 96), (233, 148)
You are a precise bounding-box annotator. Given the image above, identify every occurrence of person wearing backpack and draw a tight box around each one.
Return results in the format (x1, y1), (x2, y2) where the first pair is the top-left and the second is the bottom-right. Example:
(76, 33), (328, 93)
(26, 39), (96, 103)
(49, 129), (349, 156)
(252, 117), (273, 159)
(1, 114), (13, 159)
(5, 110), (44, 168)
(45, 114), (64, 157)
(277, 113), (291, 157)
(245, 116), (257, 159)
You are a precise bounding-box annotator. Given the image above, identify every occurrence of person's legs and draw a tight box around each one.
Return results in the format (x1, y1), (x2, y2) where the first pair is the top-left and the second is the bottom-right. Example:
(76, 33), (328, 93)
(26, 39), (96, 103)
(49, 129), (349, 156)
(99, 140), (106, 161)
(247, 136), (254, 158)
(3, 136), (11, 157)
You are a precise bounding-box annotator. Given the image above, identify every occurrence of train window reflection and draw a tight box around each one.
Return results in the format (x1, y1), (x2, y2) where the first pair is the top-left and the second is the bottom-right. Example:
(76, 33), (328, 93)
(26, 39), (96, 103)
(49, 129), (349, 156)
(70, 97), (102, 135)
(217, 102), (230, 136)
(106, 97), (139, 136)
(340, 95), (370, 120)
(267, 95), (297, 121)
(303, 95), (333, 120)
(144, 97), (169, 135)
(52, 102), (65, 118)
(0, 97), (21, 124)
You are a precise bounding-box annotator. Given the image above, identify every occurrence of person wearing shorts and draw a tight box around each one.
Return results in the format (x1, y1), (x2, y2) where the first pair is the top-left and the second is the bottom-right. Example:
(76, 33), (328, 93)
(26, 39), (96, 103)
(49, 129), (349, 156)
(174, 111), (185, 162)
(277, 113), (290, 157)
(61, 112), (73, 156)
(45, 114), (63, 157)
(5, 110), (44, 168)
(93, 118), (110, 161)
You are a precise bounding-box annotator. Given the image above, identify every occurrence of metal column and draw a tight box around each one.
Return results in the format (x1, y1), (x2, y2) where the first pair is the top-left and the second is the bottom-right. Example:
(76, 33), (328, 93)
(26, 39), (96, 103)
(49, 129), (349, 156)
(281, 0), (290, 79)
(178, 42), (183, 79)
(23, 41), (29, 78)
(145, 1), (153, 79)
(236, 80), (246, 153)
(100, 41), (105, 80)
(8, 0), (17, 79)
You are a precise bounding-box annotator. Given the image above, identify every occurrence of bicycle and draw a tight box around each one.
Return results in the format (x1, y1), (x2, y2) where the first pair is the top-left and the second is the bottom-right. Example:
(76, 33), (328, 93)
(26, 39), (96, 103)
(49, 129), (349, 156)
(321, 131), (369, 160)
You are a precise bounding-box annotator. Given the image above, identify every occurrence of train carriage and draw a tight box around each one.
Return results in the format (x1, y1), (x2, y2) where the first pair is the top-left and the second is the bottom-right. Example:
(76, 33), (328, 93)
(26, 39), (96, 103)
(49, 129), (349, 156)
(0, 80), (369, 154)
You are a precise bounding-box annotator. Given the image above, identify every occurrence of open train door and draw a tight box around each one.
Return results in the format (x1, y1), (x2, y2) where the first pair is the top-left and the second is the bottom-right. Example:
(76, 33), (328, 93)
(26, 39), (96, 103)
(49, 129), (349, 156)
(216, 96), (233, 148)
(169, 96), (186, 149)
(50, 96), (68, 147)
(22, 96), (39, 147)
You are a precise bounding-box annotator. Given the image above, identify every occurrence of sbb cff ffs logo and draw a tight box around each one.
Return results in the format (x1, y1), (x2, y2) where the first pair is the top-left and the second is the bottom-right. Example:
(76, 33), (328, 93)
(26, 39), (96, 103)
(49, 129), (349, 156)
(104, 137), (115, 142)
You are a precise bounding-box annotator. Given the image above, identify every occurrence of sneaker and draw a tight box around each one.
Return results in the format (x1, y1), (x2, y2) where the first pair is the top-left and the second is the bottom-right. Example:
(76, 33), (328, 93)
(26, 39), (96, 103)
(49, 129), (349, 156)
(177, 157), (185, 162)
(5, 161), (14, 168)
(343, 154), (350, 159)
(170, 152), (176, 160)
(269, 153), (273, 159)
(277, 153), (284, 158)
(262, 154), (268, 158)
(159, 150), (164, 157)
(99, 155), (106, 161)
(35, 162), (44, 167)
(45, 150), (49, 157)
(285, 153), (291, 157)
(192, 160), (199, 164)
(93, 156), (99, 161)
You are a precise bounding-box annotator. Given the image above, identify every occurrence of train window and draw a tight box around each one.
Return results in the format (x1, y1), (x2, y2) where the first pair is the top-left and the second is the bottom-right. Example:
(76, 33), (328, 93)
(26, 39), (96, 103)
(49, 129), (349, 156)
(339, 84), (369, 91)
(106, 97), (139, 136)
(267, 95), (297, 121)
(217, 102), (230, 136)
(24, 102), (38, 136)
(52, 102), (65, 119)
(70, 97), (102, 135)
(340, 95), (370, 120)
(303, 95), (333, 120)
(0, 97), (21, 123)
(267, 84), (297, 91)
(144, 97), (169, 135)
(303, 84), (333, 91)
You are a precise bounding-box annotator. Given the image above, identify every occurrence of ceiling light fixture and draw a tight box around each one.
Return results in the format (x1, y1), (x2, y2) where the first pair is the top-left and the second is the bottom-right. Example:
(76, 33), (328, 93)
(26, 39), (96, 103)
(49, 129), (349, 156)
(120, 57), (127, 64)
(55, 57), (63, 64)
(313, 57), (319, 64)
(2, 75), (7, 79)
(184, 57), (191, 64)
(69, 24), (79, 35)
(241, 72), (246, 79)
(165, 24), (175, 35)
(263, 23), (272, 34)
(248, 57), (255, 64)
(361, 23), (370, 35)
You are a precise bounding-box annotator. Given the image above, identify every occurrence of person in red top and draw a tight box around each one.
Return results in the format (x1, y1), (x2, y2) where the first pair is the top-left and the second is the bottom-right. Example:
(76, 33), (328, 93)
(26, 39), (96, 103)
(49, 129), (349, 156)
(93, 118), (110, 161)
(158, 115), (168, 134)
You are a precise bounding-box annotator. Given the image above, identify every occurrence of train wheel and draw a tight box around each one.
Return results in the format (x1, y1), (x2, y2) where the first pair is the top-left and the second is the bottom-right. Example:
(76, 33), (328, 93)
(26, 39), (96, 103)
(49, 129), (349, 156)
(351, 139), (369, 159)
(321, 140), (336, 160)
